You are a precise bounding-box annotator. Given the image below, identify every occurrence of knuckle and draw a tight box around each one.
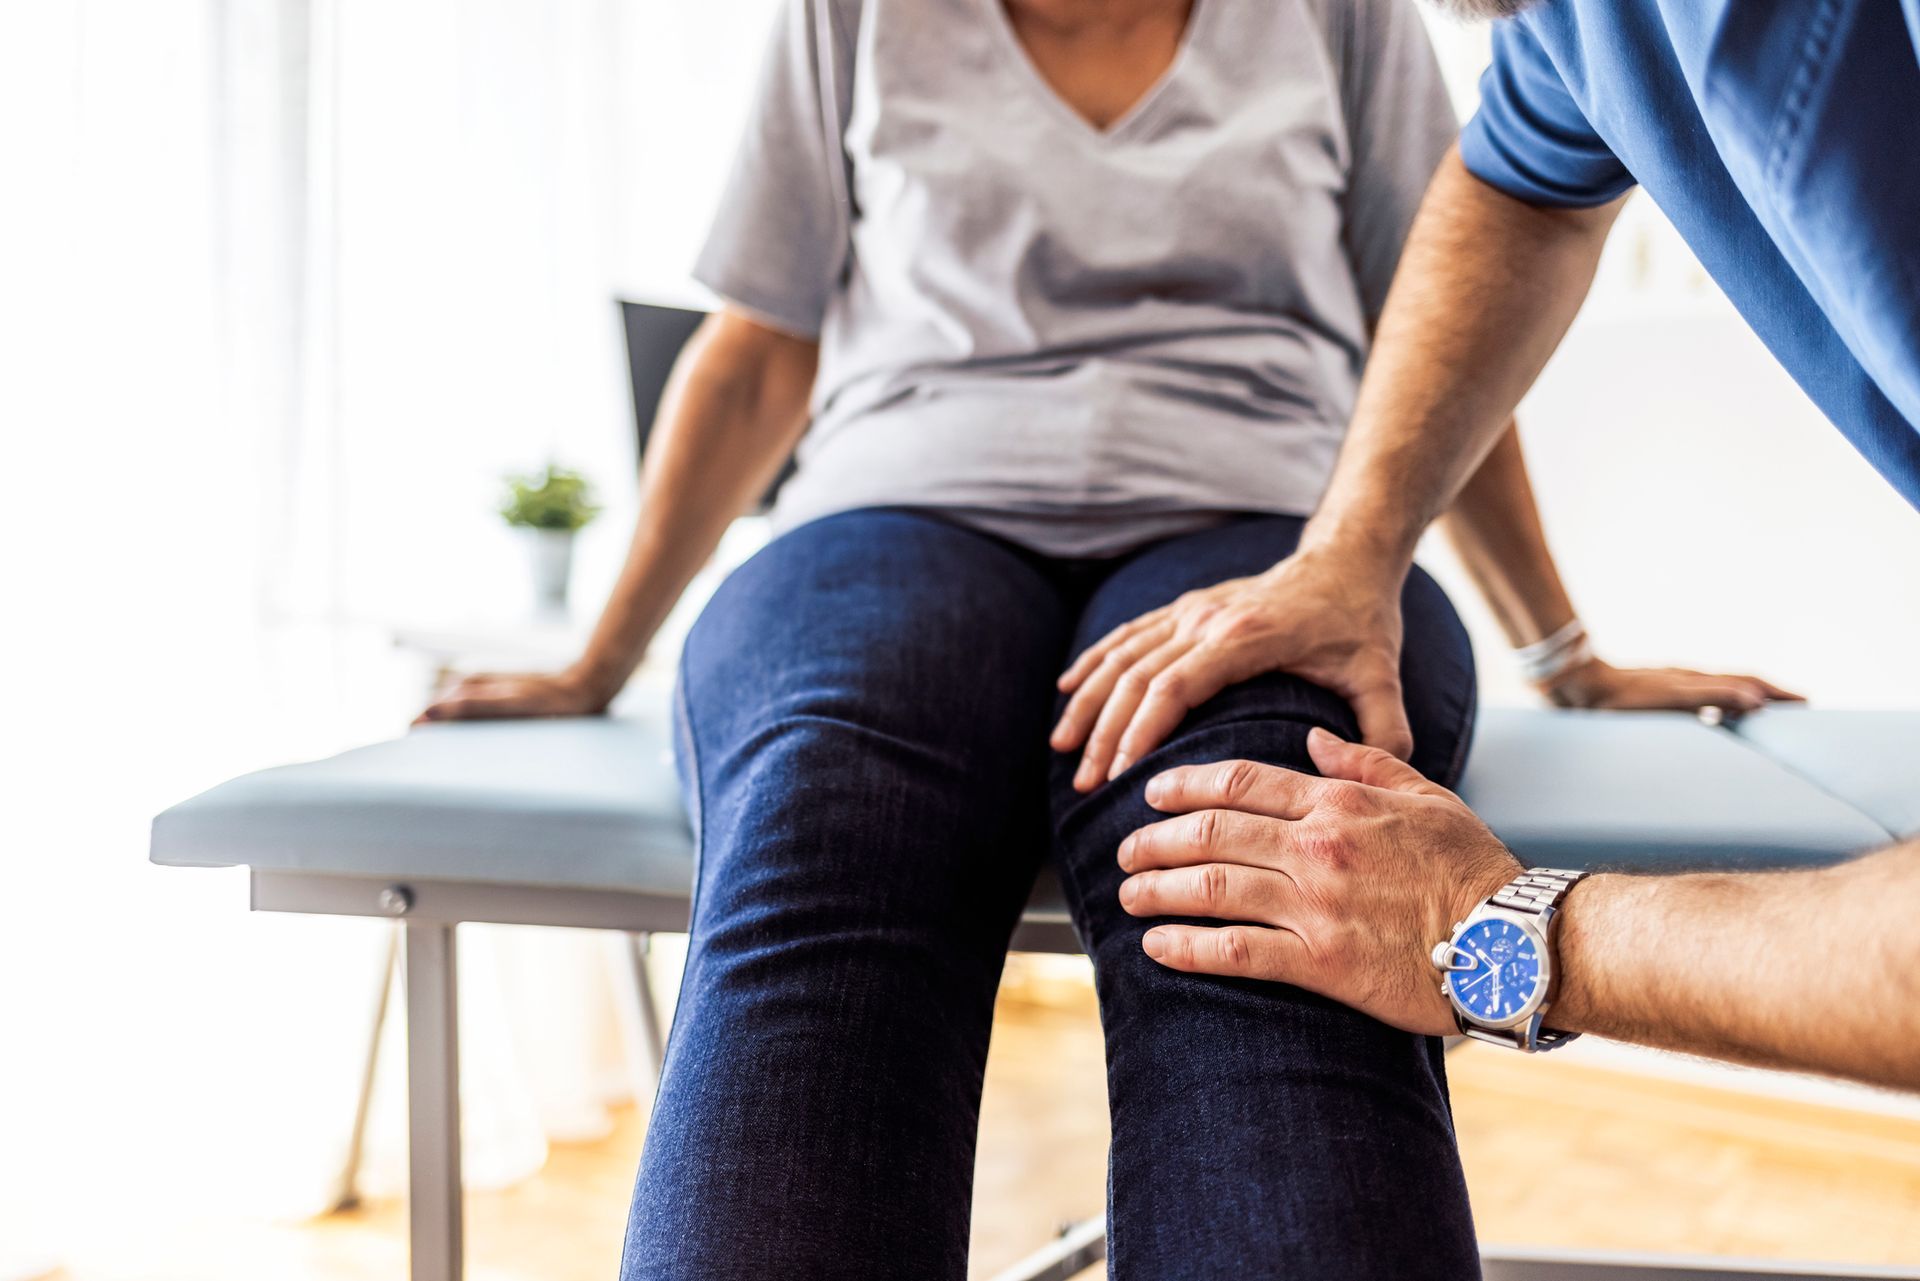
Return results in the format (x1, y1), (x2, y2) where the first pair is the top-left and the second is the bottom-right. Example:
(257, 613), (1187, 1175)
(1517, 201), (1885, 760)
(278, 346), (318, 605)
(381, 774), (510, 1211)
(1298, 819), (1354, 871)
(1213, 759), (1262, 805)
(1317, 780), (1368, 816)
(1190, 808), (1222, 855)
(1115, 668), (1152, 698)
(1215, 927), (1252, 969)
(1179, 602), (1220, 629)
(1146, 670), (1186, 700)
(1195, 863), (1230, 912)
(1217, 609), (1263, 642)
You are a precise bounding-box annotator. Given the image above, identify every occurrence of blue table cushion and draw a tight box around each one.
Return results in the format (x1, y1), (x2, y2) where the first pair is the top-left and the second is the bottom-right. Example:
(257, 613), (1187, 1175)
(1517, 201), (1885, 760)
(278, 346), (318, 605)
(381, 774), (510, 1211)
(1730, 708), (1920, 839)
(152, 708), (1903, 903)
(1457, 709), (1890, 872)
(151, 717), (695, 897)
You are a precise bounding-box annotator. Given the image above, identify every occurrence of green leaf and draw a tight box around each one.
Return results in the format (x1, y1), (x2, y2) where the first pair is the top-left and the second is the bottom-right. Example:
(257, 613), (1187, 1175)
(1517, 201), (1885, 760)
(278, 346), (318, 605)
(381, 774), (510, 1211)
(498, 463), (603, 532)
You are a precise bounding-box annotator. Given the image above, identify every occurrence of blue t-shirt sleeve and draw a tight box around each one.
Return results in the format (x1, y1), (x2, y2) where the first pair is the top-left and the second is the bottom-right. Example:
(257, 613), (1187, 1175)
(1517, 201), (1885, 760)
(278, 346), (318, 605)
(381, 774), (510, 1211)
(1459, 19), (1636, 208)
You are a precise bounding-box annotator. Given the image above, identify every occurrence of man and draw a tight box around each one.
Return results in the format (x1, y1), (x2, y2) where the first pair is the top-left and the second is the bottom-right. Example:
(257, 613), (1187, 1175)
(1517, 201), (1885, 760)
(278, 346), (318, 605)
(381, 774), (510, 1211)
(1093, 0), (1920, 1089)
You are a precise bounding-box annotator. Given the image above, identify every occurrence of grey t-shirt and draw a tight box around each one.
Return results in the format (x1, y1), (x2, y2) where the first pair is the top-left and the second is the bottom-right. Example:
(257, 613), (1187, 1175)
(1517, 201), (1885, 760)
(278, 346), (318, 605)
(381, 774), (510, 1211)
(696, 0), (1457, 556)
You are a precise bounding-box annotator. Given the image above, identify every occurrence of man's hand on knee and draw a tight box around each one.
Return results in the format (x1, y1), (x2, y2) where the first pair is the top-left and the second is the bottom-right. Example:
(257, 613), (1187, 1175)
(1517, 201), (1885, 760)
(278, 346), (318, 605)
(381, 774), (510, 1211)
(1118, 727), (1521, 1036)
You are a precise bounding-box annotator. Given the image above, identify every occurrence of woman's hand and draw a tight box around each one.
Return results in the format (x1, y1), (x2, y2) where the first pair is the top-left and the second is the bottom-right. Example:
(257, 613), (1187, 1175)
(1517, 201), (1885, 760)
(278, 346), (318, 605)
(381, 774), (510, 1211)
(1543, 658), (1803, 715)
(415, 666), (612, 725)
(1052, 550), (1411, 793)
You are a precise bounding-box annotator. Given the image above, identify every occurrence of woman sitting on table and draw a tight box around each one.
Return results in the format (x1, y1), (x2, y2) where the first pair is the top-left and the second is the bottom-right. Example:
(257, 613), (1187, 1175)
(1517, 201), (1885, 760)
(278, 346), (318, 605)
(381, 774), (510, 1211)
(421, 0), (1795, 1274)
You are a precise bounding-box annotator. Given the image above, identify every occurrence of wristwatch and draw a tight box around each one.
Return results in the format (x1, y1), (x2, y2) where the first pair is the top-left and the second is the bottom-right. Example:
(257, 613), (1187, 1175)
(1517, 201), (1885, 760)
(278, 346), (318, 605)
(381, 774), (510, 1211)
(1430, 868), (1588, 1052)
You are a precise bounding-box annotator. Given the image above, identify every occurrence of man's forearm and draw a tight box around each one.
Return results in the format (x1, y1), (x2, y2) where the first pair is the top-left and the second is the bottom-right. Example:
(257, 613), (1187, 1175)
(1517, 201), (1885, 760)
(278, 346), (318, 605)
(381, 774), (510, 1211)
(1305, 149), (1625, 574)
(1552, 841), (1920, 1090)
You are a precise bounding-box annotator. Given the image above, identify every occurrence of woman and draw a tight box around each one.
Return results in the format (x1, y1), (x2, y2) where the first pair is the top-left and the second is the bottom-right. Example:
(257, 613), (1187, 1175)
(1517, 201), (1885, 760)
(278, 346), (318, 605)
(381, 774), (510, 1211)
(424, 0), (1796, 1274)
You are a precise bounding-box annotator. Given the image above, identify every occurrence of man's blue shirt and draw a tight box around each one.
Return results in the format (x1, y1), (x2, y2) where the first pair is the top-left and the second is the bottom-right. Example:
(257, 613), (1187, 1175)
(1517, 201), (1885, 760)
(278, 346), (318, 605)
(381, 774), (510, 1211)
(1458, 0), (1920, 510)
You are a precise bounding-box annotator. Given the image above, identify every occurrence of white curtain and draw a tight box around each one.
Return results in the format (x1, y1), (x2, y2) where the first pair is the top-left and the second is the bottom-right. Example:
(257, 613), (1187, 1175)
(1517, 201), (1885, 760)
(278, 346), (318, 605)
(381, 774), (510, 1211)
(0, 0), (774, 1268)
(188, 0), (692, 1209)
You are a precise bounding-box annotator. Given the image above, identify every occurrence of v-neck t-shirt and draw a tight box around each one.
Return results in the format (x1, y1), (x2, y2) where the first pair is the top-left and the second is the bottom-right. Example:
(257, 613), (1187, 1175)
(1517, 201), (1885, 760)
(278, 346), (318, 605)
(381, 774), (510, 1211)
(694, 0), (1457, 556)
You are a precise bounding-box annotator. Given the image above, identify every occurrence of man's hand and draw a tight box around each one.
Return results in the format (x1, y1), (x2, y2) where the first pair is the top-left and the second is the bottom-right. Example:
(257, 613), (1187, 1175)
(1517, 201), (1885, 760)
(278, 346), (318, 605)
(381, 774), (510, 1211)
(1117, 727), (1521, 1036)
(1052, 549), (1413, 793)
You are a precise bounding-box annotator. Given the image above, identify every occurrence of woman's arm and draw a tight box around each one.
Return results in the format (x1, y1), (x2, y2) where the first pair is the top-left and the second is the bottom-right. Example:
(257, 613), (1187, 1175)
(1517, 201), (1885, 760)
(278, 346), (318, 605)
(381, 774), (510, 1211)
(420, 308), (819, 721)
(1443, 423), (1801, 712)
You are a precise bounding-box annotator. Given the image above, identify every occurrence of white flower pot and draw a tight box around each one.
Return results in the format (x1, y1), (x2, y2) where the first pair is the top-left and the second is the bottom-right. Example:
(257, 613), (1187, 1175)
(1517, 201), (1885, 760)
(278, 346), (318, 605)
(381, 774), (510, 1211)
(524, 527), (576, 615)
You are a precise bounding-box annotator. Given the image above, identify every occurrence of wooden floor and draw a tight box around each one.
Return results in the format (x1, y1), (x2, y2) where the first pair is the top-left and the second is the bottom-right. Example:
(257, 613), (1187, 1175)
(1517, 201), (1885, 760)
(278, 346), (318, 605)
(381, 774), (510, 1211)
(47, 960), (1920, 1280)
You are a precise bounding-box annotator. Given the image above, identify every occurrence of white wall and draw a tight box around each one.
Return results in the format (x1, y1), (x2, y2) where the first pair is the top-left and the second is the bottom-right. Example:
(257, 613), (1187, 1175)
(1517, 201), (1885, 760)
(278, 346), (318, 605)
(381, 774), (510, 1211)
(1425, 298), (1920, 708)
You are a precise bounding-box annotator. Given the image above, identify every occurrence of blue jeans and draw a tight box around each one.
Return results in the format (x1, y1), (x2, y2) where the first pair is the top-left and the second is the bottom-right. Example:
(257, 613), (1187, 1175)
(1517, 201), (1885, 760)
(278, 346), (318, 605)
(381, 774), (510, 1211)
(621, 508), (1480, 1279)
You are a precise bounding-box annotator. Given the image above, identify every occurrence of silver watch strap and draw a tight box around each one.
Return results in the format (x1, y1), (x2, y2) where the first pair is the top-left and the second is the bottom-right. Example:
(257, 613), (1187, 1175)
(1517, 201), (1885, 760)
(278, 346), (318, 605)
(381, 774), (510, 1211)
(1490, 867), (1587, 917)
(1463, 1021), (1582, 1052)
(1464, 867), (1588, 1052)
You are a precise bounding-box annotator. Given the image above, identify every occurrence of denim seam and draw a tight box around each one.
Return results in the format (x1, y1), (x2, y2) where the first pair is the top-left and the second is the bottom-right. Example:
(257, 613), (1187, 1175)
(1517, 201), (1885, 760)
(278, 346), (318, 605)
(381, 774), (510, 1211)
(662, 648), (707, 1067)
(1047, 797), (1103, 955)
(1041, 795), (1119, 1268)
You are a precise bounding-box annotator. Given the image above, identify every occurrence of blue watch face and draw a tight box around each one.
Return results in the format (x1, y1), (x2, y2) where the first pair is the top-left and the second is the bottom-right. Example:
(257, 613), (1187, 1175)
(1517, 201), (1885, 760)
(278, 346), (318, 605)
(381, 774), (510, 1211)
(1445, 918), (1543, 1024)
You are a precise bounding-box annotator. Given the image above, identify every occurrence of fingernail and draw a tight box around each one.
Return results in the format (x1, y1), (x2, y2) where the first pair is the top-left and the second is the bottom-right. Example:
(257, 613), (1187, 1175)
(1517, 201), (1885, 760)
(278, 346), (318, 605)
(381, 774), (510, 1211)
(1116, 836), (1135, 870)
(1308, 726), (1339, 746)
(1143, 774), (1168, 806)
(1074, 763), (1096, 792)
(1108, 753), (1132, 780)
(1141, 929), (1166, 959)
(1119, 878), (1138, 907)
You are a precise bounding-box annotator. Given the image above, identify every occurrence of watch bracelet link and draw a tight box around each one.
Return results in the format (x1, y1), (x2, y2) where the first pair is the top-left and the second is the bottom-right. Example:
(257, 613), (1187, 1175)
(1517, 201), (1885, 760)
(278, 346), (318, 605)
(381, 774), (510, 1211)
(1490, 868), (1588, 917)
(1464, 867), (1588, 1053)
(1462, 1022), (1581, 1052)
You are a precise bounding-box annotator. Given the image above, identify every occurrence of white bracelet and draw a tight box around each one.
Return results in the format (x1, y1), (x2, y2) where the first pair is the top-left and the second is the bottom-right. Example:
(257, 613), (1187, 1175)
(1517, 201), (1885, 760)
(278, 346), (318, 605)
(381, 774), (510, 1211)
(1515, 618), (1594, 684)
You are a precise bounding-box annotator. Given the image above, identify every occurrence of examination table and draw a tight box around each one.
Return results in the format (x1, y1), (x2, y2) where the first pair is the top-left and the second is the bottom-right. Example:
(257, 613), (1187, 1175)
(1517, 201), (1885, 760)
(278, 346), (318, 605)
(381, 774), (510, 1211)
(150, 704), (1920, 1281)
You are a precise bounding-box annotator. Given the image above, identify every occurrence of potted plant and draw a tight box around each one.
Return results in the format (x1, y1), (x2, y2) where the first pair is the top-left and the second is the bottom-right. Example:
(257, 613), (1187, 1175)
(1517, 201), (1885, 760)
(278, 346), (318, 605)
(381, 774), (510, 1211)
(499, 463), (602, 613)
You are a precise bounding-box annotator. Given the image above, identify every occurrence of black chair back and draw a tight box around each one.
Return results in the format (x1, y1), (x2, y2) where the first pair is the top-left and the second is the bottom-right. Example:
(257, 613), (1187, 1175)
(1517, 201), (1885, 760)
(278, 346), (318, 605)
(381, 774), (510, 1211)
(619, 300), (708, 458)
